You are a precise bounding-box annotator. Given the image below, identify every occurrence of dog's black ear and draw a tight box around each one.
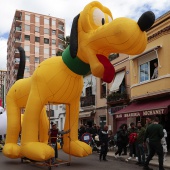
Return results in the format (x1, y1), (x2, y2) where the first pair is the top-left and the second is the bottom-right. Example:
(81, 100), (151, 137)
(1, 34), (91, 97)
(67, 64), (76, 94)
(70, 14), (80, 58)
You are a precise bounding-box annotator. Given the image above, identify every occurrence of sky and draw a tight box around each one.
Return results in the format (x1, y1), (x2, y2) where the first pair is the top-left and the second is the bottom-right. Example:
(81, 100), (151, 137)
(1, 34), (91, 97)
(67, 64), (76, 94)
(0, 0), (170, 70)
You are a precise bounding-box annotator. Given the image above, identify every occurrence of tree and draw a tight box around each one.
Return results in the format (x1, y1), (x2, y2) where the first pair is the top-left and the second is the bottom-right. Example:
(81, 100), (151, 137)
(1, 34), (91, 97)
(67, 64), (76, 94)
(56, 36), (70, 56)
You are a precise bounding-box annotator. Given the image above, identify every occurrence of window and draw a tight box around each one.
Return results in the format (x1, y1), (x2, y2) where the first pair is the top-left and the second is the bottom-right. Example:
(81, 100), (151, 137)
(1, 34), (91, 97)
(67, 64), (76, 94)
(25, 15), (30, 21)
(52, 49), (56, 55)
(109, 53), (119, 61)
(101, 81), (106, 98)
(24, 45), (30, 52)
(26, 56), (30, 62)
(52, 39), (56, 45)
(35, 26), (39, 32)
(35, 16), (39, 22)
(35, 47), (39, 53)
(44, 48), (49, 55)
(44, 38), (49, 44)
(35, 37), (40, 42)
(25, 25), (30, 31)
(44, 18), (49, 24)
(52, 20), (56, 26)
(35, 57), (39, 63)
(44, 28), (49, 34)
(25, 35), (30, 41)
(86, 87), (92, 96)
(25, 66), (30, 72)
(52, 30), (56, 35)
(139, 58), (158, 82)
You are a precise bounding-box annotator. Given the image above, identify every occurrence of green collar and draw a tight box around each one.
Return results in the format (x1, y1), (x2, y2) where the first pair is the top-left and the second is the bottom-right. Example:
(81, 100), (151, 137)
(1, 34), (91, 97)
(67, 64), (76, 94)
(62, 46), (90, 75)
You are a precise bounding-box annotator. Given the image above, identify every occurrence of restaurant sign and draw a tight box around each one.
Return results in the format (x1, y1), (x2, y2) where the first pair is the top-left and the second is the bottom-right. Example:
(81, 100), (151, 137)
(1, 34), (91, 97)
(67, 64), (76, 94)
(115, 108), (167, 119)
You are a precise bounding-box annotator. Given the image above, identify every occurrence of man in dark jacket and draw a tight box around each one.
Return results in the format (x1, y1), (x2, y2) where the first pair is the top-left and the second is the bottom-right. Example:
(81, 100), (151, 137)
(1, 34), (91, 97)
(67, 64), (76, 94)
(143, 117), (164, 170)
(99, 125), (109, 161)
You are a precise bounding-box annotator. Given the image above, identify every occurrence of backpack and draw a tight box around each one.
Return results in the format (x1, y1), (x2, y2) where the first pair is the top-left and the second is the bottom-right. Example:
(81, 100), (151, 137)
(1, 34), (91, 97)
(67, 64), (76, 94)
(129, 133), (137, 144)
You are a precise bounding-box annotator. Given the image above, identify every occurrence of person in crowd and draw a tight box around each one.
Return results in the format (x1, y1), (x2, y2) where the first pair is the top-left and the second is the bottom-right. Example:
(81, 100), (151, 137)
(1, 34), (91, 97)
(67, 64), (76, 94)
(161, 128), (168, 161)
(151, 62), (158, 79)
(145, 116), (153, 156)
(99, 125), (109, 161)
(136, 121), (146, 166)
(143, 117), (164, 170)
(50, 123), (70, 163)
(92, 124), (98, 140)
(86, 125), (93, 134)
(114, 124), (128, 158)
(78, 124), (86, 140)
(127, 122), (138, 160)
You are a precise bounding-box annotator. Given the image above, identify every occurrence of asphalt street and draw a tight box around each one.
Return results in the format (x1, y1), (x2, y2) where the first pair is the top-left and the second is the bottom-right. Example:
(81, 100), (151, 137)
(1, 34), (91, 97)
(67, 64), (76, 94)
(0, 150), (156, 170)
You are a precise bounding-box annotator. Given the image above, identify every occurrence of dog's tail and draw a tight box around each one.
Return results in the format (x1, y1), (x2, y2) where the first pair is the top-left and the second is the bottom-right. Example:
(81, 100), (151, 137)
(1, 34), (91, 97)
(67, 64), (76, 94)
(16, 46), (26, 80)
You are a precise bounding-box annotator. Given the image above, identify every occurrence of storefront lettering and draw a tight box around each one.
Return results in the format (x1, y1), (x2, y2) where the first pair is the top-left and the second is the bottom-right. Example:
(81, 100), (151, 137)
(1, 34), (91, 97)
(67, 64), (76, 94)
(143, 109), (165, 116)
(115, 114), (123, 119)
(124, 112), (140, 118)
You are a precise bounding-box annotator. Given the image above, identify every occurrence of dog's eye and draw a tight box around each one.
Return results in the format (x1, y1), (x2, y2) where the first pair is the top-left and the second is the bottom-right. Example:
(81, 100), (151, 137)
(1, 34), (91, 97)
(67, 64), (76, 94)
(102, 18), (105, 25)
(93, 8), (105, 26)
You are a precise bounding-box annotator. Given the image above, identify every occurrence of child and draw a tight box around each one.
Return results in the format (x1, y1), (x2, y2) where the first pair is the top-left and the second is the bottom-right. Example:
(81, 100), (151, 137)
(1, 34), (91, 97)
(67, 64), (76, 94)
(161, 128), (167, 161)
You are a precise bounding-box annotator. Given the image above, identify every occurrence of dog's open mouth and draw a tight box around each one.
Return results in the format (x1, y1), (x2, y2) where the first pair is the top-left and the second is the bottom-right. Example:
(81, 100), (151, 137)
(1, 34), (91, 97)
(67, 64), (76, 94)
(96, 54), (115, 83)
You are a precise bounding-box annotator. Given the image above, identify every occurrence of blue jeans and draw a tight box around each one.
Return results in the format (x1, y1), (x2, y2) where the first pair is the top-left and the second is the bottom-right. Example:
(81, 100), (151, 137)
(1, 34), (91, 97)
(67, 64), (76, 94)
(136, 143), (145, 164)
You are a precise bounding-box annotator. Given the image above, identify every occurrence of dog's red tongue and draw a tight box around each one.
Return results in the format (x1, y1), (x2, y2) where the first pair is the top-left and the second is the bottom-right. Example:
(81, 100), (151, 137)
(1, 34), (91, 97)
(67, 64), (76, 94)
(96, 54), (115, 83)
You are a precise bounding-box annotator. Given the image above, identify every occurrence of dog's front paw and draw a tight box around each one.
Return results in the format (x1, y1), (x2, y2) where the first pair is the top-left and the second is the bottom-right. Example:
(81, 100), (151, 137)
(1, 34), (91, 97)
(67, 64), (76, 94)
(3, 143), (22, 159)
(21, 142), (54, 161)
(63, 140), (92, 157)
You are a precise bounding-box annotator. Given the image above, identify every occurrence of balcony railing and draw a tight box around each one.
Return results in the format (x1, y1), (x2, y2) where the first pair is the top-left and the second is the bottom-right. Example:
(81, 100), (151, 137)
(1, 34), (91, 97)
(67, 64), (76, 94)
(107, 92), (128, 103)
(58, 34), (64, 40)
(15, 27), (22, 31)
(80, 95), (95, 107)
(58, 24), (64, 31)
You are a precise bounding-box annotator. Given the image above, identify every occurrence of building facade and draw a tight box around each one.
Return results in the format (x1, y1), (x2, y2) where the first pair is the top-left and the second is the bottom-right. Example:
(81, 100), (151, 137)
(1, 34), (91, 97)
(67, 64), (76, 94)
(7, 10), (65, 91)
(0, 70), (7, 107)
(114, 11), (170, 149)
(6, 10), (66, 130)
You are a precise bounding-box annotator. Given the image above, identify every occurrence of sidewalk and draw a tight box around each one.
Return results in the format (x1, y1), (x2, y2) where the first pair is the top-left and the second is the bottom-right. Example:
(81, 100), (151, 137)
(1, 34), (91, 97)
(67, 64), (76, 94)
(107, 150), (170, 169)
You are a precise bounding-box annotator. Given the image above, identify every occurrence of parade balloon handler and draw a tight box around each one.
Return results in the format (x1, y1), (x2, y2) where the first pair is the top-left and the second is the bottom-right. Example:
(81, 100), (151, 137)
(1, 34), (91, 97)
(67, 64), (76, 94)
(50, 123), (70, 163)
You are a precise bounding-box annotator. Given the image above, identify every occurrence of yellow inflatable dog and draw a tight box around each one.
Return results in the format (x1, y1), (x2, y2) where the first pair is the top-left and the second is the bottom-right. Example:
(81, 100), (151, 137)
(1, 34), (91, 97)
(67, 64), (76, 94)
(3, 1), (155, 161)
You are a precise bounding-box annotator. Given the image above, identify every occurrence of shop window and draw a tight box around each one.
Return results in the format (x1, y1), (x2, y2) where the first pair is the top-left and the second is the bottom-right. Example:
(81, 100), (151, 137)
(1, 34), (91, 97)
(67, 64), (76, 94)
(139, 58), (158, 82)
(44, 38), (49, 44)
(25, 35), (30, 41)
(101, 80), (106, 98)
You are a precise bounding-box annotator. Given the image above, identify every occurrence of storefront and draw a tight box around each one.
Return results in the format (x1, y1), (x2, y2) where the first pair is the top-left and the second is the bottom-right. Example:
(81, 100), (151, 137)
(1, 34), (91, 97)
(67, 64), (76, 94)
(114, 97), (170, 149)
(79, 111), (95, 127)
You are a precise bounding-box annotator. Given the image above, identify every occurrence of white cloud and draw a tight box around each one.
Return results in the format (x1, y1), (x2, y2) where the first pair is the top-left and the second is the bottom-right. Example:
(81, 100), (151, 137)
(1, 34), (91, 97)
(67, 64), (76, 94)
(0, 0), (170, 69)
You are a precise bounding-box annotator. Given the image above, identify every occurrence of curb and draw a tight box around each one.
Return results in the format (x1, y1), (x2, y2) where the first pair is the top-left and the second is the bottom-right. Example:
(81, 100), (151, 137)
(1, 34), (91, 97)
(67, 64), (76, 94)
(106, 154), (170, 169)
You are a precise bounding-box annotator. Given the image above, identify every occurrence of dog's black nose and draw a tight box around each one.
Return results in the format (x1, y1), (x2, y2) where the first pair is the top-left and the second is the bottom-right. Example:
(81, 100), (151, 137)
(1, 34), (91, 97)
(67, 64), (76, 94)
(137, 11), (155, 31)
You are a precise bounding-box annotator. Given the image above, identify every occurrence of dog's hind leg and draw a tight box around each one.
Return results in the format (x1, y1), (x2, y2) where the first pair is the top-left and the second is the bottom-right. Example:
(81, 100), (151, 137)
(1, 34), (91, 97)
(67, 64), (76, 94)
(62, 100), (92, 157)
(3, 96), (22, 158)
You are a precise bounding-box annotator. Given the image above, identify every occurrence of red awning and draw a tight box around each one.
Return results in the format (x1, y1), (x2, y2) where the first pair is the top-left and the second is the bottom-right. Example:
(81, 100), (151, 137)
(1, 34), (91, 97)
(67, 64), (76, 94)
(114, 97), (170, 119)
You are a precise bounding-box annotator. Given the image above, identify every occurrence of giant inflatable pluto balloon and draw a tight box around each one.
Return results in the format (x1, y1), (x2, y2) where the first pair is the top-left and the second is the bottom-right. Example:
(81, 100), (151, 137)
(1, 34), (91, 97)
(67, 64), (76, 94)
(3, 1), (155, 161)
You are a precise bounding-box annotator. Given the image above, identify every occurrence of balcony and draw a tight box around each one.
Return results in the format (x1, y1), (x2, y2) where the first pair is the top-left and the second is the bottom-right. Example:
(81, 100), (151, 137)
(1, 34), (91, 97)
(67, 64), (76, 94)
(58, 24), (64, 32)
(14, 48), (20, 58)
(107, 92), (129, 105)
(80, 95), (95, 107)
(58, 44), (64, 51)
(58, 34), (64, 41)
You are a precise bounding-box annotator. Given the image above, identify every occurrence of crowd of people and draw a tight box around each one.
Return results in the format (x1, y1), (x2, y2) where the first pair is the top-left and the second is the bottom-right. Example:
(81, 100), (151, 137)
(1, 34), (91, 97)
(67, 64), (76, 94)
(78, 116), (167, 170)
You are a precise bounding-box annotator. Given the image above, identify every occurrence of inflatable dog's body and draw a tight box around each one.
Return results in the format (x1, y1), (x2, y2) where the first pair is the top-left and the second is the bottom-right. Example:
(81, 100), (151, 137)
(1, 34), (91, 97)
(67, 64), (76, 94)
(3, 1), (155, 161)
